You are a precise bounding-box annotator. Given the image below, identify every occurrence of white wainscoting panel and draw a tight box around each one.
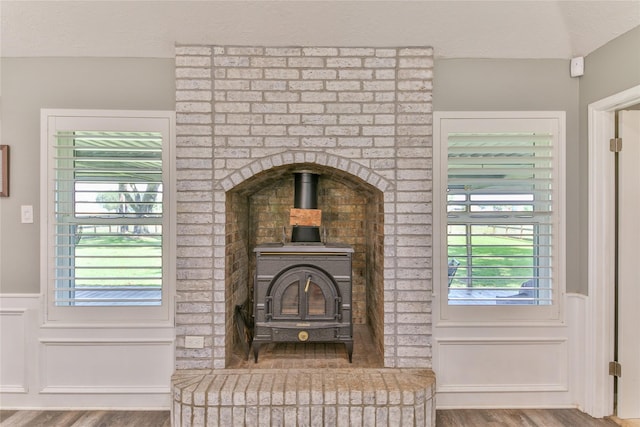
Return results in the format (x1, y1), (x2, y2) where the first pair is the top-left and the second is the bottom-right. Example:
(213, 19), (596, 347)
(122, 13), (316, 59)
(39, 339), (174, 394)
(0, 294), (39, 397)
(437, 338), (568, 393)
(1, 294), (174, 409)
(0, 308), (29, 393)
(434, 294), (587, 409)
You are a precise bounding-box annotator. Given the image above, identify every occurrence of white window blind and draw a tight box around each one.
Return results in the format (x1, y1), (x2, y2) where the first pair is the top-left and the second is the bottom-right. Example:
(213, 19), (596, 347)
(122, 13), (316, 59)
(54, 131), (164, 306)
(447, 132), (554, 305)
(42, 110), (175, 322)
(434, 112), (565, 322)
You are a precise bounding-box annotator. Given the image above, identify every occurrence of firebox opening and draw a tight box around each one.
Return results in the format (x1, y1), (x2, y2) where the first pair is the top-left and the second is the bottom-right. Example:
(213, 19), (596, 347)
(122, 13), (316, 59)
(225, 164), (384, 368)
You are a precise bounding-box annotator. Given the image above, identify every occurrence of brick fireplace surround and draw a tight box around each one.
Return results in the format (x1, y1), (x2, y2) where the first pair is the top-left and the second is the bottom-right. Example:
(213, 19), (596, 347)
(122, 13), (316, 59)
(172, 44), (435, 426)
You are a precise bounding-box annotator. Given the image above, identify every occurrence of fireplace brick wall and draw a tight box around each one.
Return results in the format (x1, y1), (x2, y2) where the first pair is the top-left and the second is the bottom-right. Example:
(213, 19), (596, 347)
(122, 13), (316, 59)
(175, 44), (433, 370)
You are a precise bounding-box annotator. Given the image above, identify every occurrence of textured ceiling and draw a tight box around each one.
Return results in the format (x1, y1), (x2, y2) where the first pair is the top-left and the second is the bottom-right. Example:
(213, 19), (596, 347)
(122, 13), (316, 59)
(1, 1), (639, 59)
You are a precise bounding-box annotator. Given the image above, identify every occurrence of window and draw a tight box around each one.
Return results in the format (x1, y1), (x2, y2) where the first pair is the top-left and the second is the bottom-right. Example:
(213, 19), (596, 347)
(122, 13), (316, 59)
(434, 112), (565, 321)
(41, 110), (175, 323)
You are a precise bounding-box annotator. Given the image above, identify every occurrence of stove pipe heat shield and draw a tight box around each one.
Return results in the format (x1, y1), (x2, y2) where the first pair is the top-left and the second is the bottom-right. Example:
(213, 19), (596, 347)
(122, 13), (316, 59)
(291, 172), (321, 243)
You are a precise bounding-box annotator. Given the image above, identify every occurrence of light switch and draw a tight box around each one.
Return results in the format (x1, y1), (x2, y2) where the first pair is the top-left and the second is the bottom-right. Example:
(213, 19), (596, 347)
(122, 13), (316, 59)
(21, 205), (34, 224)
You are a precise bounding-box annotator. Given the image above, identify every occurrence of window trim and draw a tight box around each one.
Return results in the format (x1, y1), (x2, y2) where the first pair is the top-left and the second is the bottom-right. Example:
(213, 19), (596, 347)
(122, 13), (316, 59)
(40, 109), (176, 326)
(433, 111), (566, 325)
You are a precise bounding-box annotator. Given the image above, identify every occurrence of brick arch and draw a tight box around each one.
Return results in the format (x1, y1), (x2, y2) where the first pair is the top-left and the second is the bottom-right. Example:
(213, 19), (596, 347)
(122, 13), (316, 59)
(220, 152), (390, 369)
(217, 151), (393, 194)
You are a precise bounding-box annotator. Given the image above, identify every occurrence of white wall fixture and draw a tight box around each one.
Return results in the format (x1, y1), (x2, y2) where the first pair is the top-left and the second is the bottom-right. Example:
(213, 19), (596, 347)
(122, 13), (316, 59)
(570, 57), (584, 78)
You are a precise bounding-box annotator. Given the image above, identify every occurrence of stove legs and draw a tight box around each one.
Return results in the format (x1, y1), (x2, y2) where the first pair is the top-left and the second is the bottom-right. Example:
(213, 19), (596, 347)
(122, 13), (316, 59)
(346, 341), (353, 363)
(253, 342), (261, 363)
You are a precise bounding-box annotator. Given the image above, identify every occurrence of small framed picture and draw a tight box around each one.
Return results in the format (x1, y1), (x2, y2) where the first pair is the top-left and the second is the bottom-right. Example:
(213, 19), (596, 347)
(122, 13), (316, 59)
(0, 145), (9, 197)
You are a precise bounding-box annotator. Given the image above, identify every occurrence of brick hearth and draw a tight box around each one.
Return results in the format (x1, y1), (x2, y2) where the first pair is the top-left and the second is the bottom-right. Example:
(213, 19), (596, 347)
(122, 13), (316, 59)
(172, 369), (435, 426)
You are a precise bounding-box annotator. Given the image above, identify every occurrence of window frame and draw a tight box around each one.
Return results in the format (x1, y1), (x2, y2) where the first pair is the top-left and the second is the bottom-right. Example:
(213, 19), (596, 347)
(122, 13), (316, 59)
(40, 109), (176, 325)
(433, 111), (566, 325)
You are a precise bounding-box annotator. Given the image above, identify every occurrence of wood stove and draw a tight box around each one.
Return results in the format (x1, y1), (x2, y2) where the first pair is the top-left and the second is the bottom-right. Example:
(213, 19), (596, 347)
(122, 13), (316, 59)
(252, 243), (354, 362)
(251, 172), (354, 363)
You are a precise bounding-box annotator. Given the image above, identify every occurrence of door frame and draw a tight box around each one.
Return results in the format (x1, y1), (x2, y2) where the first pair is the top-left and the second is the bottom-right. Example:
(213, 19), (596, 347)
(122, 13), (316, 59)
(586, 84), (640, 418)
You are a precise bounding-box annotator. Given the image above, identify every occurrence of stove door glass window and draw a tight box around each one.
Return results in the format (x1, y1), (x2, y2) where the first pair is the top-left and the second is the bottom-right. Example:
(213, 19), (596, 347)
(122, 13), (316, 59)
(270, 266), (337, 320)
(306, 282), (326, 316)
(281, 281), (299, 315)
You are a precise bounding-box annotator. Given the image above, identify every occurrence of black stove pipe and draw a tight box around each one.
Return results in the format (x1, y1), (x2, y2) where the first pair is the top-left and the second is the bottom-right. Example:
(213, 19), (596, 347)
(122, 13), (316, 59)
(291, 172), (321, 243)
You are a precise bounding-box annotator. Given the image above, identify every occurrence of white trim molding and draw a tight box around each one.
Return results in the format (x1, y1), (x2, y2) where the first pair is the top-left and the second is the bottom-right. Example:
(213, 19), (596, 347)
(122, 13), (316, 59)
(586, 84), (640, 418)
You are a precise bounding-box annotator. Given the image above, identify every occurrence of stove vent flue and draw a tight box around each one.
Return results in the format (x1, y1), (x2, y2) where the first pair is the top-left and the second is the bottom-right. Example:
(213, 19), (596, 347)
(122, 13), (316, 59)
(291, 172), (321, 243)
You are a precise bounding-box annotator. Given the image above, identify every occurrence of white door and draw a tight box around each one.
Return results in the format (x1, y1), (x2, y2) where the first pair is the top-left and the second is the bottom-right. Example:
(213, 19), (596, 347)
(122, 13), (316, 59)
(617, 110), (640, 418)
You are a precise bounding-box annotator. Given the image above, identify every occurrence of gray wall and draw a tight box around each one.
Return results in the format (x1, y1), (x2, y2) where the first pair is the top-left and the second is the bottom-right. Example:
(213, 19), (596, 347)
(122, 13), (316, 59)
(0, 58), (175, 293)
(581, 26), (640, 110)
(434, 58), (582, 293)
(1, 25), (638, 295)
(577, 26), (640, 294)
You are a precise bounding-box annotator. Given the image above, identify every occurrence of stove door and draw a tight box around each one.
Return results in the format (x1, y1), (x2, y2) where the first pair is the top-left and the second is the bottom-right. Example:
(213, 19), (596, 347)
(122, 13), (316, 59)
(270, 266), (338, 321)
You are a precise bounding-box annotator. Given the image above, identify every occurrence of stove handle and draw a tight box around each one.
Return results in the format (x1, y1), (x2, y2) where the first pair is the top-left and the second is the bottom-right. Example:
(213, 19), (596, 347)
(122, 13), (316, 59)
(265, 296), (272, 320)
(335, 297), (342, 321)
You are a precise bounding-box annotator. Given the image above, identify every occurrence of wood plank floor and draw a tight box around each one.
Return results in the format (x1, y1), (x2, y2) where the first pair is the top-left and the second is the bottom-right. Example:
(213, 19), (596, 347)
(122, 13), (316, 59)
(0, 411), (171, 427)
(1, 409), (620, 426)
(436, 409), (619, 427)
